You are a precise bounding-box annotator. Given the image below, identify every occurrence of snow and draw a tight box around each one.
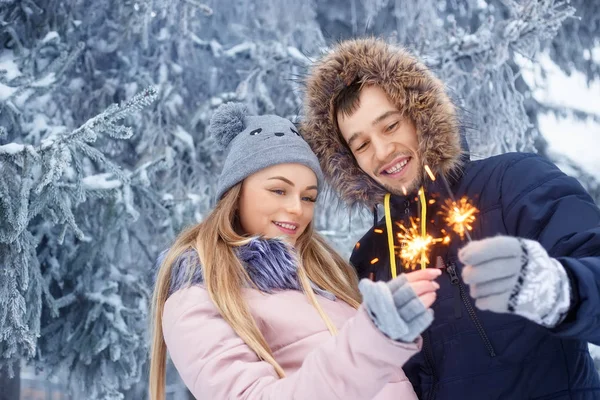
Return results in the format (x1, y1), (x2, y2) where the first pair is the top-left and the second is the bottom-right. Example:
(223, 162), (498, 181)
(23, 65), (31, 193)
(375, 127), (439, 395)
(0, 82), (18, 101)
(31, 72), (57, 88)
(172, 125), (195, 153)
(540, 114), (600, 174)
(224, 42), (255, 58)
(0, 143), (25, 155)
(287, 46), (311, 64)
(41, 31), (60, 43)
(81, 173), (123, 190)
(516, 52), (600, 176)
(519, 53), (600, 118)
(0, 51), (22, 81)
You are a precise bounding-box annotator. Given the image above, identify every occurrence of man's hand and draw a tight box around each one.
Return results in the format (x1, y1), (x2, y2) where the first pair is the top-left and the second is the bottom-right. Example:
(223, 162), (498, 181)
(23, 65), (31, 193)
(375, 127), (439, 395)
(458, 236), (571, 328)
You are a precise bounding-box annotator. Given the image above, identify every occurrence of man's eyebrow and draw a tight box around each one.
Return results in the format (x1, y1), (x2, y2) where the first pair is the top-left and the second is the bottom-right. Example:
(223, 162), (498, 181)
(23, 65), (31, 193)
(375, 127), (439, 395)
(345, 110), (402, 148)
(347, 132), (362, 148)
(372, 110), (401, 126)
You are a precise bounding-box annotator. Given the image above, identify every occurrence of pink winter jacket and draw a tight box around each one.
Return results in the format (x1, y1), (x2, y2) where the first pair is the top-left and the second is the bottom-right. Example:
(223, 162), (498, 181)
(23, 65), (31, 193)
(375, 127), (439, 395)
(163, 285), (421, 399)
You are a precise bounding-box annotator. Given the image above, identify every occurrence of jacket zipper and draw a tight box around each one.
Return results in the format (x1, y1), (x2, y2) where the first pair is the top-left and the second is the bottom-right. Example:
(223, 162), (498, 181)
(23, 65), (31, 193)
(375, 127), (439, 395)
(423, 332), (438, 400)
(447, 262), (497, 357)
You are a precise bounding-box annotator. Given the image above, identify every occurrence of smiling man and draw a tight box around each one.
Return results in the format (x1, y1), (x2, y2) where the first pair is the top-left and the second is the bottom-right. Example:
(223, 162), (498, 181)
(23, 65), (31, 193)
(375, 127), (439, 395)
(301, 37), (600, 399)
(337, 84), (421, 194)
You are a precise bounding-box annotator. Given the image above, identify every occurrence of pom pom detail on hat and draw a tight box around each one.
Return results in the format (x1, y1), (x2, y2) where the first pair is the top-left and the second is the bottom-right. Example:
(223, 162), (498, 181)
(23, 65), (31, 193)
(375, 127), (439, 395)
(209, 102), (248, 150)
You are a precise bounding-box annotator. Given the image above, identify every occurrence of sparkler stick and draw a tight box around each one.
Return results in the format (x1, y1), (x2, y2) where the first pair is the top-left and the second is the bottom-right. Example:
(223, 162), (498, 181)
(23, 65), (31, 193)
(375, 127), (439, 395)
(418, 187), (427, 270)
(440, 174), (475, 242)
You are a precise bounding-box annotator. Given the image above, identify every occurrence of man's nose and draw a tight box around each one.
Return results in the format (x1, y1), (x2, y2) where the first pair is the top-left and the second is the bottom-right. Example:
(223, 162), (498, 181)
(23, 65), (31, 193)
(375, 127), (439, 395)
(372, 136), (393, 163)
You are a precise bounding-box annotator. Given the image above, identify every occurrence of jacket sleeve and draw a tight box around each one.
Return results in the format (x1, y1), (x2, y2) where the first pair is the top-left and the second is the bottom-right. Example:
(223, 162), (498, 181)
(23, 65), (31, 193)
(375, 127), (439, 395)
(350, 226), (391, 281)
(162, 285), (420, 400)
(500, 154), (600, 344)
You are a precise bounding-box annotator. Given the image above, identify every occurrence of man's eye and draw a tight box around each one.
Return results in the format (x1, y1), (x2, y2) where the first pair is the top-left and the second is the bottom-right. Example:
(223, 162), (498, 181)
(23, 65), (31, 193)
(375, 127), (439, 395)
(355, 142), (368, 152)
(386, 122), (398, 132)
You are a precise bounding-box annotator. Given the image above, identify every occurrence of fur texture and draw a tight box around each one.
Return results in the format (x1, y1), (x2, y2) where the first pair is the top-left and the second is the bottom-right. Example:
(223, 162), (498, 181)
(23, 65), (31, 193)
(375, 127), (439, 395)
(209, 102), (248, 150)
(301, 38), (464, 209)
(164, 238), (334, 300)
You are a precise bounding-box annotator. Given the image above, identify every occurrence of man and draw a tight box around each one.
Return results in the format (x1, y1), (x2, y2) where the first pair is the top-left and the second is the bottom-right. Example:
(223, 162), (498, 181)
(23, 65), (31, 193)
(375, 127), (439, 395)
(301, 37), (600, 399)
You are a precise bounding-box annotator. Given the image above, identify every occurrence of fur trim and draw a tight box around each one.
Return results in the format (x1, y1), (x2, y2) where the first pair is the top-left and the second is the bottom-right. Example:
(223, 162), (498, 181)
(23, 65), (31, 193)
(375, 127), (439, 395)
(163, 238), (334, 300)
(236, 238), (300, 292)
(301, 37), (464, 209)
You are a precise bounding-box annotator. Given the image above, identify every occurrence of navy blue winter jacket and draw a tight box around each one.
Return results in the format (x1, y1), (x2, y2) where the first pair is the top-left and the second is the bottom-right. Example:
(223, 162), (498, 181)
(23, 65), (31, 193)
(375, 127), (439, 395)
(351, 153), (600, 399)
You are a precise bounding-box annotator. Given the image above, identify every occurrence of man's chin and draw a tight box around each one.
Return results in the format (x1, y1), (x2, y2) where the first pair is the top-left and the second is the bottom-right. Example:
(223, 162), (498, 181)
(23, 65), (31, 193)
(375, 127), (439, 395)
(379, 178), (421, 197)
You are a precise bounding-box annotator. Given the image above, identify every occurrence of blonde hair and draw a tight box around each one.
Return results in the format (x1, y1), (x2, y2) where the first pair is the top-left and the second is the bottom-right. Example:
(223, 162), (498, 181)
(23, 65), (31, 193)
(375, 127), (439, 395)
(149, 183), (361, 400)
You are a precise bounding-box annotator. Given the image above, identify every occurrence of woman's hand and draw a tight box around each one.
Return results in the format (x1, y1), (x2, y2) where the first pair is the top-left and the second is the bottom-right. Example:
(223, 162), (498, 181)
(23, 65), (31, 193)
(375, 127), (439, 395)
(401, 268), (441, 309)
(359, 268), (441, 343)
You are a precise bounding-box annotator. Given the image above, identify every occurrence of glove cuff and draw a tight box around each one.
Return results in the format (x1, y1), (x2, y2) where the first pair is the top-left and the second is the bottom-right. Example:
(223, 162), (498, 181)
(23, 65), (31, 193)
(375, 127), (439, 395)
(509, 239), (572, 327)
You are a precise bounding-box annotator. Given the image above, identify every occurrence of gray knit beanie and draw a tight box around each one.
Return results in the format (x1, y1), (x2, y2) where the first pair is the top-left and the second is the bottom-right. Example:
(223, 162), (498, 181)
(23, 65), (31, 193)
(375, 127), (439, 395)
(209, 102), (324, 200)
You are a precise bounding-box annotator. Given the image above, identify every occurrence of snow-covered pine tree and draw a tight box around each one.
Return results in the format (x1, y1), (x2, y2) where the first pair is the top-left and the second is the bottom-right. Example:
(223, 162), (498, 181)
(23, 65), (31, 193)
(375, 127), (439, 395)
(1, 0), (599, 398)
(0, 1), (165, 398)
(0, 73), (159, 399)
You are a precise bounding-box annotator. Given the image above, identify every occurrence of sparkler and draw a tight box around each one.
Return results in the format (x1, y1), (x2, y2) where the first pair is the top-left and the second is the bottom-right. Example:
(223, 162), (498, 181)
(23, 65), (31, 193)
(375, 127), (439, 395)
(425, 164), (478, 242)
(441, 197), (478, 241)
(396, 218), (449, 270)
(384, 164), (476, 276)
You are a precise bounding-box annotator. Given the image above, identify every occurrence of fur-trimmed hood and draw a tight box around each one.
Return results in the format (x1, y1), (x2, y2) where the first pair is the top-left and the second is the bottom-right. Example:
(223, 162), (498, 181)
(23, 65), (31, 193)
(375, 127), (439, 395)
(301, 37), (464, 209)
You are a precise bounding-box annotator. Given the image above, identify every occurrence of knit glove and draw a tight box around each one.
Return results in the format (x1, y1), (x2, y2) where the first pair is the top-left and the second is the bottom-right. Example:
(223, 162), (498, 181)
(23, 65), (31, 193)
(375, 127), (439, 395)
(458, 236), (571, 328)
(359, 275), (433, 343)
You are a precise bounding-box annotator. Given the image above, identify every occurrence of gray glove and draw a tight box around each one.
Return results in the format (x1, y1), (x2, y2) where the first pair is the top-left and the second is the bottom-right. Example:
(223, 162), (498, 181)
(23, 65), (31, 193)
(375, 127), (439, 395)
(359, 275), (433, 343)
(458, 236), (571, 328)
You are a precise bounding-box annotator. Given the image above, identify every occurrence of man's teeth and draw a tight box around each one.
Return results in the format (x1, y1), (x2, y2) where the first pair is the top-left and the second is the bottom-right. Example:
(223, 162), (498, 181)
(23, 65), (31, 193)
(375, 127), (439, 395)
(385, 159), (409, 174)
(275, 222), (297, 230)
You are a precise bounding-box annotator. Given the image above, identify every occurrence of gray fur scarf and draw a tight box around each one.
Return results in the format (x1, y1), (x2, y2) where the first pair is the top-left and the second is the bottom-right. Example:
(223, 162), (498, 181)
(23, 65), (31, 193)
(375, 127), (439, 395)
(157, 238), (335, 300)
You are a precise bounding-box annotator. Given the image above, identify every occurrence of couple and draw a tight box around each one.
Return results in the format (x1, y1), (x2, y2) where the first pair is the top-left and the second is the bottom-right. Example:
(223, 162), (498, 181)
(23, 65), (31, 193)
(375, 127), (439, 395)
(150, 38), (600, 399)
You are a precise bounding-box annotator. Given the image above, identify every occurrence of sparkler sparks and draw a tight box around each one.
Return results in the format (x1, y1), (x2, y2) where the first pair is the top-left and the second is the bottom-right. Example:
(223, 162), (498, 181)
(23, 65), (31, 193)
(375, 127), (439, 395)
(396, 219), (449, 270)
(441, 197), (478, 240)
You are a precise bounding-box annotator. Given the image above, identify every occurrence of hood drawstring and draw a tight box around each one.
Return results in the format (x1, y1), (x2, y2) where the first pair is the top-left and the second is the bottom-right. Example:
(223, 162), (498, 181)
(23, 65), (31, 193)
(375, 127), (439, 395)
(383, 188), (429, 278)
(384, 193), (398, 278)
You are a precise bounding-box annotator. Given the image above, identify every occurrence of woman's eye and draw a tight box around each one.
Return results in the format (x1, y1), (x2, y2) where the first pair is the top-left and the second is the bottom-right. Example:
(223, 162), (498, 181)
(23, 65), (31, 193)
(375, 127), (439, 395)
(302, 196), (317, 203)
(270, 189), (285, 195)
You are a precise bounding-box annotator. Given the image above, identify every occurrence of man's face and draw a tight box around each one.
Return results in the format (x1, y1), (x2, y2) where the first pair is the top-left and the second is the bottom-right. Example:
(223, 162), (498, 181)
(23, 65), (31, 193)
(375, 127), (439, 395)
(337, 85), (421, 195)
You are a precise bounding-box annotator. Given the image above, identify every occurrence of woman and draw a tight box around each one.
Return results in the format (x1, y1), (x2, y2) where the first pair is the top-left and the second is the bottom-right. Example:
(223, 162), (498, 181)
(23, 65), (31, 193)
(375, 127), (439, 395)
(150, 103), (441, 399)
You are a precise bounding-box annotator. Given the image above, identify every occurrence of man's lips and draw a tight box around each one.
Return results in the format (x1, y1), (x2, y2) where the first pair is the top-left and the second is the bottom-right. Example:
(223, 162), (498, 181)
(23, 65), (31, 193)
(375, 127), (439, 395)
(379, 156), (411, 176)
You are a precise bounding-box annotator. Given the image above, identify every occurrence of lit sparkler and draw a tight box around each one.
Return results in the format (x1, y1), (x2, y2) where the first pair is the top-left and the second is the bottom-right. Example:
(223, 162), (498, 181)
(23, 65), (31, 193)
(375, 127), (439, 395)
(427, 164), (479, 243)
(441, 197), (478, 241)
(396, 218), (449, 270)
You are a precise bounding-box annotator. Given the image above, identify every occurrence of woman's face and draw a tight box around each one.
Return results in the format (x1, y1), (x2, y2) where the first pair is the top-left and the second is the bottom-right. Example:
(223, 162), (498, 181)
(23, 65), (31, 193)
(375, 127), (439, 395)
(238, 163), (318, 246)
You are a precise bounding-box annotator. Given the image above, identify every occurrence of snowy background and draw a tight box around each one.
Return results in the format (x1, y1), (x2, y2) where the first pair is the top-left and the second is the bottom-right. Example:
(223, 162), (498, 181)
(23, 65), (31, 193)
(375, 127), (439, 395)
(0, 0), (599, 399)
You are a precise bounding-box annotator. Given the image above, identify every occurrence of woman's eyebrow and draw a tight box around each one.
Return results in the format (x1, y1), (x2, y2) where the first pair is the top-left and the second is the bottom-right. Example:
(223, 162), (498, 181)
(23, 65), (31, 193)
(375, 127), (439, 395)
(268, 176), (318, 191)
